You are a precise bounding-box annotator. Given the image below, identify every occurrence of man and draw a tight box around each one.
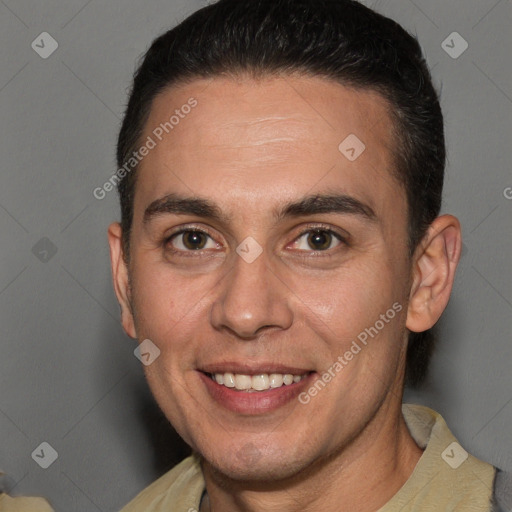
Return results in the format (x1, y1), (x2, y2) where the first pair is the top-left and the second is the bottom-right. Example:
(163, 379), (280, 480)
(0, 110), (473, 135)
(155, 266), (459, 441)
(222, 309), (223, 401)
(106, 0), (509, 510)
(0, 0), (504, 511)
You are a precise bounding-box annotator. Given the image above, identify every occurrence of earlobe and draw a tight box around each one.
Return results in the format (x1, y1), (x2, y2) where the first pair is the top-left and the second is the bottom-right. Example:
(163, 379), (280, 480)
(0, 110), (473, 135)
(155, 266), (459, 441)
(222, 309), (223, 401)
(107, 222), (137, 339)
(406, 215), (462, 333)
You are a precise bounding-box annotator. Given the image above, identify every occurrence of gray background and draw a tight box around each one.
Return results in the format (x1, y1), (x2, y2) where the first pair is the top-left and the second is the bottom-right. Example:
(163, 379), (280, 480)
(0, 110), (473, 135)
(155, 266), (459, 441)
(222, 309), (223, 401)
(0, 0), (510, 510)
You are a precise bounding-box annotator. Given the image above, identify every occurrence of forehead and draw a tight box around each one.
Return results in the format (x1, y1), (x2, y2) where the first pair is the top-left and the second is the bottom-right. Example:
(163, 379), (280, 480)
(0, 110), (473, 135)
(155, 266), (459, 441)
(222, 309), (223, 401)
(134, 74), (405, 224)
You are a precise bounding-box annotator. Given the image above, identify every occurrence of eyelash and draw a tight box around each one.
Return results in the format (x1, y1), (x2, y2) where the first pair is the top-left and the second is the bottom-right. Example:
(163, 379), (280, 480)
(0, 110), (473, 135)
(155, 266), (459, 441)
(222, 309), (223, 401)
(162, 223), (348, 257)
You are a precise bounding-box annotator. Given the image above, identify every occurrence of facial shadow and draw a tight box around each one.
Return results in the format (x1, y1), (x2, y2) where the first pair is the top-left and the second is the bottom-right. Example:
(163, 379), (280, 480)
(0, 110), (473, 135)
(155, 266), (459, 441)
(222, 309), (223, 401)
(136, 396), (192, 474)
(98, 281), (191, 480)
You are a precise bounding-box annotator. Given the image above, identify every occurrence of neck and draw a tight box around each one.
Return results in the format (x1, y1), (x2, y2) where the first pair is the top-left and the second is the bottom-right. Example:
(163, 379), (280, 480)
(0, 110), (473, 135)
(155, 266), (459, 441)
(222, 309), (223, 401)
(200, 401), (423, 512)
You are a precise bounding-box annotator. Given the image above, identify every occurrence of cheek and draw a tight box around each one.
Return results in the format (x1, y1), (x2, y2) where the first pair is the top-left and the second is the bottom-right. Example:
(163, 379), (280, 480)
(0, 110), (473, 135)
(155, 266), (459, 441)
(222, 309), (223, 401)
(129, 262), (208, 348)
(295, 258), (398, 330)
(290, 256), (407, 377)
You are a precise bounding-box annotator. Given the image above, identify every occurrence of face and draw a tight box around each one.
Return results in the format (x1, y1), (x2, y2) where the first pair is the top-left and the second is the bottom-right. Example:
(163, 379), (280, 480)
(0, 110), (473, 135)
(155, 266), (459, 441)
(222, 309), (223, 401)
(119, 75), (414, 480)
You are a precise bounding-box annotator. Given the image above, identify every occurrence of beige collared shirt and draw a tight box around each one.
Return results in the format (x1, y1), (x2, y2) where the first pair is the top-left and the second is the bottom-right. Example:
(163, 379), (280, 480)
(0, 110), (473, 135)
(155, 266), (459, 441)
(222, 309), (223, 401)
(0, 494), (54, 511)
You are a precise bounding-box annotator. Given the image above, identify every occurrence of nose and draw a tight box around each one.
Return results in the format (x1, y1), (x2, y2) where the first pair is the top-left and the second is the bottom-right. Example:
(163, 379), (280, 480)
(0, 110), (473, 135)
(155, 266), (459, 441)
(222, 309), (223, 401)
(210, 248), (293, 339)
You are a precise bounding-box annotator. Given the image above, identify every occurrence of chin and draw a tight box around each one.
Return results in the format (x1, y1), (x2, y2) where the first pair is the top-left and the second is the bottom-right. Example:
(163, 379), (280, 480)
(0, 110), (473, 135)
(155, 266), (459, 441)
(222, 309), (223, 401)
(211, 459), (299, 482)
(202, 440), (312, 483)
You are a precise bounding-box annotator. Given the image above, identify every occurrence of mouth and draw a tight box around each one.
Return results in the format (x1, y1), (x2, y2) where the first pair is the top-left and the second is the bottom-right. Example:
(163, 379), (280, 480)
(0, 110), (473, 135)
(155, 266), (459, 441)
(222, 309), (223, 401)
(197, 366), (316, 415)
(205, 371), (310, 392)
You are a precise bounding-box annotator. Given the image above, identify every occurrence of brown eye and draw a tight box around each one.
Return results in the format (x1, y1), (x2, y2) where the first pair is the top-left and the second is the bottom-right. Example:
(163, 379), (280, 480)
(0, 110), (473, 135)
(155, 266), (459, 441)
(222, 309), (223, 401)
(307, 230), (333, 250)
(182, 231), (208, 250)
(168, 230), (217, 252)
(293, 229), (343, 252)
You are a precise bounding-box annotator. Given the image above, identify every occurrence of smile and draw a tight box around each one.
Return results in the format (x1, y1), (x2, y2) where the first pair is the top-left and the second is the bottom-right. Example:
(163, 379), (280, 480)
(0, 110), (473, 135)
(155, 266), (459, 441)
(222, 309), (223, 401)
(207, 372), (308, 392)
(198, 368), (316, 415)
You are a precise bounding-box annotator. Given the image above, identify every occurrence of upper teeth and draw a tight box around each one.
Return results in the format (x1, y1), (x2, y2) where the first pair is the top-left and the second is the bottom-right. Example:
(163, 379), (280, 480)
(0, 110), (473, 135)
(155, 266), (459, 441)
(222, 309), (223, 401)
(211, 372), (306, 391)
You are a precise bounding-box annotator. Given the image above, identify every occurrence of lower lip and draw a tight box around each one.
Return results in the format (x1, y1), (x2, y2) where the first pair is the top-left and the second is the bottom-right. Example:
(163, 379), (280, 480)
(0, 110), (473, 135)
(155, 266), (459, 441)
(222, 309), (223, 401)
(198, 372), (316, 415)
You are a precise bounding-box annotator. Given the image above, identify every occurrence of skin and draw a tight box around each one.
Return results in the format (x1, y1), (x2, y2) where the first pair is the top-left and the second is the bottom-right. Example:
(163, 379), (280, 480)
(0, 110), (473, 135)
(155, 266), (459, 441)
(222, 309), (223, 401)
(108, 74), (462, 512)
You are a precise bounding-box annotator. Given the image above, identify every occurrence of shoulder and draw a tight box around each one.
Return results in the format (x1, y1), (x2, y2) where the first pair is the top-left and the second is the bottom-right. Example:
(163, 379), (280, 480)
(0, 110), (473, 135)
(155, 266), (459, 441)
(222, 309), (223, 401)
(380, 404), (497, 511)
(0, 494), (54, 511)
(120, 453), (205, 512)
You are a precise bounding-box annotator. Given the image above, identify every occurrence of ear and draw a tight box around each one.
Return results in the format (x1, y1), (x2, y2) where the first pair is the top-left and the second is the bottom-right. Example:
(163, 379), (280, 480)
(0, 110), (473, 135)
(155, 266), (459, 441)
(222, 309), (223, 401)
(406, 215), (462, 333)
(108, 222), (137, 339)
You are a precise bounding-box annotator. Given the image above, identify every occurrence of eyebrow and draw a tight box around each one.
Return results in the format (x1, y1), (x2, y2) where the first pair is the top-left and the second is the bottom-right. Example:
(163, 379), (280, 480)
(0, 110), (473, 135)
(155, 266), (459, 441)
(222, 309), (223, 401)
(143, 192), (376, 225)
(144, 194), (229, 224)
(276, 193), (376, 222)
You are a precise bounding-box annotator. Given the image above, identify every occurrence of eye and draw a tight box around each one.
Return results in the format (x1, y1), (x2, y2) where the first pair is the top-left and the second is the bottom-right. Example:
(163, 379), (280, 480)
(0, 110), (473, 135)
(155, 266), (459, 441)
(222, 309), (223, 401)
(292, 228), (344, 252)
(166, 229), (218, 252)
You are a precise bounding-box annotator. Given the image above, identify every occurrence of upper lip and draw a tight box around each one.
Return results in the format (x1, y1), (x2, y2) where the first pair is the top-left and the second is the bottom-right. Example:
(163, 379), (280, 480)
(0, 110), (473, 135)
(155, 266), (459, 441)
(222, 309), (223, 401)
(199, 362), (314, 375)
